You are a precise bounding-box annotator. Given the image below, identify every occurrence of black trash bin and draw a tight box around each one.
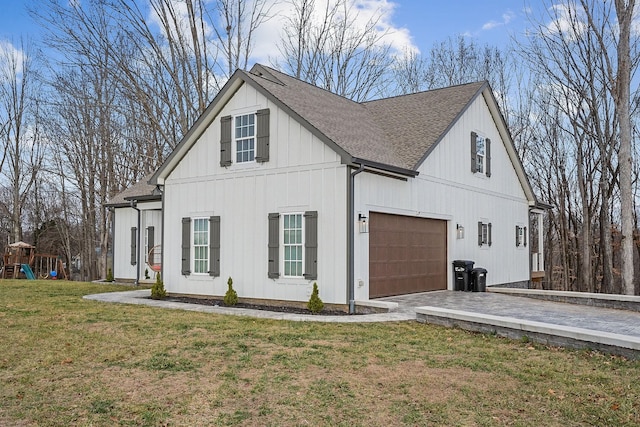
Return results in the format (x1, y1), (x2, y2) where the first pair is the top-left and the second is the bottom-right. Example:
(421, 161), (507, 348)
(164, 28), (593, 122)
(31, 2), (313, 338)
(453, 260), (474, 291)
(471, 268), (487, 292)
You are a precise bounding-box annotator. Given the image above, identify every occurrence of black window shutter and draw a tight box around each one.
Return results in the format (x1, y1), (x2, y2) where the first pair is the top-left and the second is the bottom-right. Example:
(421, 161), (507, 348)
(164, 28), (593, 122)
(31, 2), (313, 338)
(488, 223), (493, 246)
(130, 227), (137, 265)
(255, 109), (270, 163)
(524, 226), (527, 247)
(485, 138), (492, 177)
(478, 221), (483, 246)
(220, 115), (232, 167)
(147, 226), (155, 261)
(209, 216), (221, 277)
(268, 213), (280, 278)
(470, 132), (477, 173)
(181, 218), (191, 275)
(515, 225), (520, 247)
(303, 211), (318, 280)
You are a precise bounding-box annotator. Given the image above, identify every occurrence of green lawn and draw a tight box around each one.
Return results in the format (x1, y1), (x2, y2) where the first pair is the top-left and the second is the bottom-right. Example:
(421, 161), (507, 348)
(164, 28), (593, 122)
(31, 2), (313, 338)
(1, 280), (639, 426)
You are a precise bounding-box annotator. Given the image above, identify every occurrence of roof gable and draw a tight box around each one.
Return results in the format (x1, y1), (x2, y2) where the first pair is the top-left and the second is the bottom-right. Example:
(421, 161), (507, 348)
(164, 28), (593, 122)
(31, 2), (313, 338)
(362, 81), (486, 170)
(151, 64), (535, 202)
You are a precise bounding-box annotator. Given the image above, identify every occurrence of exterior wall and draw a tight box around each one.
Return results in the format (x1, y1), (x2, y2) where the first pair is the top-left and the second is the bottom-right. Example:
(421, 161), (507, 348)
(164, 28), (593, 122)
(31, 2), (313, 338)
(353, 93), (530, 300)
(113, 201), (162, 281)
(163, 83), (348, 304)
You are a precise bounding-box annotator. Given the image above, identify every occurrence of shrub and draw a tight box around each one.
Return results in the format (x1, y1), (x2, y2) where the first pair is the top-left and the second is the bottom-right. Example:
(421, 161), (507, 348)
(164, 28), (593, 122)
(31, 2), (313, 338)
(307, 282), (324, 313)
(105, 268), (114, 282)
(224, 276), (238, 306)
(144, 268), (150, 280)
(151, 272), (167, 300)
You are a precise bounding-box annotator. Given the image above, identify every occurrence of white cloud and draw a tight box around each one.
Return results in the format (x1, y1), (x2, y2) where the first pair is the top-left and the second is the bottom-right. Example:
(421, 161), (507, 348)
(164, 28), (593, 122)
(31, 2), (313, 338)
(482, 10), (516, 31)
(544, 3), (587, 39)
(251, 0), (418, 65)
(146, 0), (213, 47)
(0, 40), (25, 79)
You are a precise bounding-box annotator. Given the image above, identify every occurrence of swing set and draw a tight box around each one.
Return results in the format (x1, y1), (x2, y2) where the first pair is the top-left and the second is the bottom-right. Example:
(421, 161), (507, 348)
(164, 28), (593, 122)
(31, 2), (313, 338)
(1, 241), (68, 280)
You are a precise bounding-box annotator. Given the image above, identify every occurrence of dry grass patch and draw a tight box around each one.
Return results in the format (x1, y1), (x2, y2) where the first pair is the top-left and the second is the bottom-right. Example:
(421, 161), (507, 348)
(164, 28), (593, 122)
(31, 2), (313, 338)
(1, 280), (639, 426)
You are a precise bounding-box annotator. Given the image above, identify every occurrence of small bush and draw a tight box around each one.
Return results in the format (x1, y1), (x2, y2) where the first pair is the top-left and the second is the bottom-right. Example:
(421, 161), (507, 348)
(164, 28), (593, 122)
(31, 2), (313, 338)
(105, 268), (114, 282)
(307, 282), (324, 313)
(144, 268), (150, 280)
(224, 276), (238, 306)
(151, 272), (167, 300)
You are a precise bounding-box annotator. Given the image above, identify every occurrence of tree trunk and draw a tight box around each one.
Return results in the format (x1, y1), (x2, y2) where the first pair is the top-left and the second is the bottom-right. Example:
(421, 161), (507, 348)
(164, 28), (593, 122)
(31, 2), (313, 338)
(615, 0), (636, 295)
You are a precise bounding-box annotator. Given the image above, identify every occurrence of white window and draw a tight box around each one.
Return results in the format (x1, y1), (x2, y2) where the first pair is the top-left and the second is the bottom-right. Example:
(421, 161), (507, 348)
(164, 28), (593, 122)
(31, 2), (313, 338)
(283, 213), (303, 277)
(235, 114), (255, 163)
(476, 134), (486, 174)
(144, 229), (149, 262)
(193, 218), (209, 274)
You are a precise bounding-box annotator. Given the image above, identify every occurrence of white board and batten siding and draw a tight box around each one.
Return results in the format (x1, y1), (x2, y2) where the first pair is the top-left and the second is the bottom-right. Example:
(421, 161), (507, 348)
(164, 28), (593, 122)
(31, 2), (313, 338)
(113, 201), (162, 281)
(354, 92), (530, 299)
(163, 83), (349, 304)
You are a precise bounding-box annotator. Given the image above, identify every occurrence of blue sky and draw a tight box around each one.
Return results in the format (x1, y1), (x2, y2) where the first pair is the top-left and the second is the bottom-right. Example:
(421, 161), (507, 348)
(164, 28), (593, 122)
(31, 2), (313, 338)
(0, 0), (531, 59)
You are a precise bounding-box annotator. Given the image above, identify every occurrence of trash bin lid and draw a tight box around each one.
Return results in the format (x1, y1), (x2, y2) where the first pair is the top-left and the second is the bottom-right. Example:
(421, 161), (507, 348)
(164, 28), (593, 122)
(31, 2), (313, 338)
(453, 260), (474, 267)
(472, 267), (487, 273)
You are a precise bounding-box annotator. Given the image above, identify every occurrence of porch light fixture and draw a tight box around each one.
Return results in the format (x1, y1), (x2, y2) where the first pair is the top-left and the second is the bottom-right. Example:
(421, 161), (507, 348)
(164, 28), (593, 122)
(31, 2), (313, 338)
(456, 224), (465, 239)
(358, 213), (369, 233)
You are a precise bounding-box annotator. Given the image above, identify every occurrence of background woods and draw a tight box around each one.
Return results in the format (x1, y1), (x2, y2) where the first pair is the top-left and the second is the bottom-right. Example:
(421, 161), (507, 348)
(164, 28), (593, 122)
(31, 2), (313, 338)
(0, 0), (639, 293)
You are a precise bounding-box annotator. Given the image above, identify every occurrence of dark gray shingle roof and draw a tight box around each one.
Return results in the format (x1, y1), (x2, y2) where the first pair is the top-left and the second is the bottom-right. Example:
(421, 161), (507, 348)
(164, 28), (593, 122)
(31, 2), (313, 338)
(246, 65), (486, 171)
(107, 173), (159, 206)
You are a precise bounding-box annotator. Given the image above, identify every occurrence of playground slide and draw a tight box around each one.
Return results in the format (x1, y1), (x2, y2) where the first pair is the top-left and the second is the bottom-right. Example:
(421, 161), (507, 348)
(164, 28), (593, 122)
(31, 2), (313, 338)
(21, 264), (36, 280)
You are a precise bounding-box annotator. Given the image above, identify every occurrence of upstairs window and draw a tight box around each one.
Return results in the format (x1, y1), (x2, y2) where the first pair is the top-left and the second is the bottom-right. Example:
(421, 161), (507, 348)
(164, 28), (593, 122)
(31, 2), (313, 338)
(471, 131), (491, 177)
(476, 135), (486, 173)
(235, 114), (255, 163)
(220, 109), (270, 166)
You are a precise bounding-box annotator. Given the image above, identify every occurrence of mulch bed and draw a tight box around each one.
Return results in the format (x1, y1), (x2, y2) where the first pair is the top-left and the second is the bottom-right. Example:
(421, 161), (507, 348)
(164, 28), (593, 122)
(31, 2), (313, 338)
(161, 295), (354, 316)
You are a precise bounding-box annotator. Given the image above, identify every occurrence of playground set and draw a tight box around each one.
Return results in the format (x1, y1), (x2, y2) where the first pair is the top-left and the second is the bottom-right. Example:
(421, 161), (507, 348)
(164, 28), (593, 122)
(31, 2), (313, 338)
(1, 241), (68, 280)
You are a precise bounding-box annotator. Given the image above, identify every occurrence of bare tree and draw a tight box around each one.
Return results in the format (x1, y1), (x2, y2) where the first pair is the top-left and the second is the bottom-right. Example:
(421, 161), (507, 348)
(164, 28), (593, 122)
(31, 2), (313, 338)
(0, 40), (43, 243)
(275, 0), (393, 101)
(519, 0), (640, 293)
(613, 0), (636, 294)
(211, 0), (276, 76)
(390, 48), (428, 95)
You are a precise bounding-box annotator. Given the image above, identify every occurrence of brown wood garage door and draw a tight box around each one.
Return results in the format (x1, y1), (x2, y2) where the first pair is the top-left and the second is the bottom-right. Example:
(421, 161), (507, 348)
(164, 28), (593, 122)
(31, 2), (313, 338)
(369, 213), (447, 298)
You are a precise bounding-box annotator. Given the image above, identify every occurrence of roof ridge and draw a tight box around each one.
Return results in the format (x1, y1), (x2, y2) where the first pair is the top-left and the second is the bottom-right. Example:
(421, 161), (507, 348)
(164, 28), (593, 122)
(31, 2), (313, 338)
(363, 81), (487, 104)
(252, 64), (365, 107)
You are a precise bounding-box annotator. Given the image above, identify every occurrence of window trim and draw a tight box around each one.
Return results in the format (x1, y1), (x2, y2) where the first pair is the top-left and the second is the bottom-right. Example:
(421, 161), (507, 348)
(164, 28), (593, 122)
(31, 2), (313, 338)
(282, 212), (305, 278)
(234, 113), (256, 164)
(476, 134), (486, 174)
(192, 217), (210, 275)
(145, 226), (154, 263)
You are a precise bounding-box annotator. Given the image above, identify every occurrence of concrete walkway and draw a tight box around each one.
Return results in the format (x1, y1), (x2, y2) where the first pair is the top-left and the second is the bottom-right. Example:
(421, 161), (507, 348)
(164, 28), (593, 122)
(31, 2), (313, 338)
(84, 288), (640, 357)
(83, 289), (415, 323)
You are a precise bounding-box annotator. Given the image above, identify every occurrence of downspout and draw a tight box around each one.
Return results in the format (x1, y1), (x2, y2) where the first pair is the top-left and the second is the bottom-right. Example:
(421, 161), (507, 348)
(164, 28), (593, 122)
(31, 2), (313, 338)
(109, 206), (115, 278)
(528, 208), (532, 287)
(157, 184), (164, 283)
(130, 200), (141, 286)
(348, 163), (365, 314)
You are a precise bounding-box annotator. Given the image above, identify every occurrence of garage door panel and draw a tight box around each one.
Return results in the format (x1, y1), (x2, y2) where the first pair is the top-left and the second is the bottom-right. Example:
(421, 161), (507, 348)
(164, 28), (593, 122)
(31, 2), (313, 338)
(369, 213), (447, 298)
